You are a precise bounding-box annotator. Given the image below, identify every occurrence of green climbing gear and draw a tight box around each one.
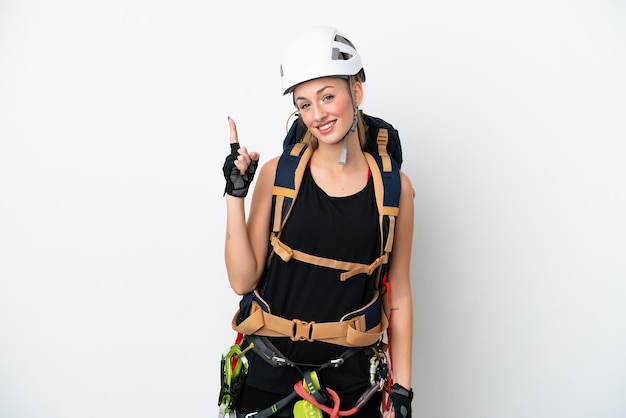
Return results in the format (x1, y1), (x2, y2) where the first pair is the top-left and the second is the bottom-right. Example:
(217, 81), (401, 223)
(218, 341), (253, 418)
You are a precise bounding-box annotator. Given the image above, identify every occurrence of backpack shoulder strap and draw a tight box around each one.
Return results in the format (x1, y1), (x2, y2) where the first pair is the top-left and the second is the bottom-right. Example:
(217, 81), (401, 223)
(364, 116), (402, 256)
(268, 142), (312, 265)
(364, 150), (401, 286)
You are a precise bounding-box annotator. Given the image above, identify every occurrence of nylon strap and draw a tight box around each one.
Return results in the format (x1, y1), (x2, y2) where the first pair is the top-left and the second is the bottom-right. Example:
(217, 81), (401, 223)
(376, 128), (392, 173)
(232, 300), (388, 347)
(364, 152), (398, 257)
(270, 234), (389, 281)
(236, 391), (299, 418)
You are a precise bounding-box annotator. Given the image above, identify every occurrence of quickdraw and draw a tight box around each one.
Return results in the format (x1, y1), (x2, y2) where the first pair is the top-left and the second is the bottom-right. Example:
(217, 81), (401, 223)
(218, 338), (254, 418)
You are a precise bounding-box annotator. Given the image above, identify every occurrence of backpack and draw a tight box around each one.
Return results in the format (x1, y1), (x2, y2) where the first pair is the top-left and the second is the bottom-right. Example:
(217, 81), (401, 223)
(270, 111), (402, 276)
(231, 112), (403, 348)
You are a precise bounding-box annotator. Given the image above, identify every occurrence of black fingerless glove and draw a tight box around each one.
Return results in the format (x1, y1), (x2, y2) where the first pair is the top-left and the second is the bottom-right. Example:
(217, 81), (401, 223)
(223, 143), (258, 197)
(390, 383), (413, 418)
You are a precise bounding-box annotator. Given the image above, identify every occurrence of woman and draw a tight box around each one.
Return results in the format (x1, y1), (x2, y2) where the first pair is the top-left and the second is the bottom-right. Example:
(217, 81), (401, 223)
(222, 26), (414, 418)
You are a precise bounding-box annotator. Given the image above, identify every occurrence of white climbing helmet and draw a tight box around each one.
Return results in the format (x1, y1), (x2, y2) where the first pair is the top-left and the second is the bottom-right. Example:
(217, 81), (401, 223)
(280, 26), (365, 95)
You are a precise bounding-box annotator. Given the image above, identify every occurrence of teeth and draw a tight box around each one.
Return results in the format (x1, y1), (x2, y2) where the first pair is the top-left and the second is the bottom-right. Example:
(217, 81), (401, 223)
(319, 122), (333, 130)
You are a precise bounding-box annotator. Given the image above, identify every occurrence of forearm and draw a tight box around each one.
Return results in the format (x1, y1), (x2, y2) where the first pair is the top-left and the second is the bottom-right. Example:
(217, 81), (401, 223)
(389, 291), (413, 389)
(224, 195), (259, 294)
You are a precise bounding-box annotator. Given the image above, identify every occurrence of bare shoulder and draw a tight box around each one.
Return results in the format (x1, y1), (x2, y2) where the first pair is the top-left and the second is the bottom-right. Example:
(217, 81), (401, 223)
(257, 155), (280, 185)
(399, 170), (415, 200)
(250, 155), (280, 199)
(263, 154), (280, 171)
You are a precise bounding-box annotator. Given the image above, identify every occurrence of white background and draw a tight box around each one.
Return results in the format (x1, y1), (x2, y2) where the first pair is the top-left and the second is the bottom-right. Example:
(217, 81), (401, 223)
(1, 1), (625, 417)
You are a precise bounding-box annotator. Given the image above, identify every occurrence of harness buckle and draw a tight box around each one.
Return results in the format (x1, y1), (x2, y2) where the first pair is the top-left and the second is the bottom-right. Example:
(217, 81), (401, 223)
(291, 319), (315, 342)
(329, 358), (345, 367)
(271, 356), (287, 367)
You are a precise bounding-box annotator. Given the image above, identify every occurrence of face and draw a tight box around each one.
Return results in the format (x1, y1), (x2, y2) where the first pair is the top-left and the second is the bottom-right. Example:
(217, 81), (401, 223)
(293, 77), (362, 145)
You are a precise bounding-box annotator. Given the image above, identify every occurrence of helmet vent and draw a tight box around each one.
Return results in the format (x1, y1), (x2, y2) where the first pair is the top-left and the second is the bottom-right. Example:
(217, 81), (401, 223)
(332, 47), (352, 61)
(332, 35), (355, 61)
(335, 34), (355, 48)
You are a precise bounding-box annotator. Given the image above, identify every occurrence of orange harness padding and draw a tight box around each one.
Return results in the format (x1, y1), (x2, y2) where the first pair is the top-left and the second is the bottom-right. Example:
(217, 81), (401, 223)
(232, 290), (388, 347)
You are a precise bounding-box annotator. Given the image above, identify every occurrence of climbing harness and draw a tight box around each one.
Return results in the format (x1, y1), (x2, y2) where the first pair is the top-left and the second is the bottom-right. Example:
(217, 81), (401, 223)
(222, 334), (391, 418)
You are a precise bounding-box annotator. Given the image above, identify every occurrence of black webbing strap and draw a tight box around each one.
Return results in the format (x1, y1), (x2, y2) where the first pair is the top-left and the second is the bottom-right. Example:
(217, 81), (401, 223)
(246, 334), (365, 372)
(236, 390), (299, 418)
(245, 334), (301, 370)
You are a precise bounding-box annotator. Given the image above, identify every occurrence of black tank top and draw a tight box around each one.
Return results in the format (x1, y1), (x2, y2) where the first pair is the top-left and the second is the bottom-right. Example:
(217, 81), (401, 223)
(246, 165), (381, 394)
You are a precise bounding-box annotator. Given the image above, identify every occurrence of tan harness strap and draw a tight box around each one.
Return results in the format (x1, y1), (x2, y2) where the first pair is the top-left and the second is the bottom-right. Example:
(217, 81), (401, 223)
(376, 128), (392, 173)
(292, 143), (311, 193)
(338, 254), (389, 281)
(232, 301), (388, 347)
(290, 142), (307, 157)
(270, 144), (312, 232)
(270, 234), (387, 280)
(365, 153), (385, 217)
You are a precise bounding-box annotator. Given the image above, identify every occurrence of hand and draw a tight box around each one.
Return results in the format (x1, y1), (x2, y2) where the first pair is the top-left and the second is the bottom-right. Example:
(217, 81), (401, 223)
(388, 383), (413, 418)
(223, 117), (260, 197)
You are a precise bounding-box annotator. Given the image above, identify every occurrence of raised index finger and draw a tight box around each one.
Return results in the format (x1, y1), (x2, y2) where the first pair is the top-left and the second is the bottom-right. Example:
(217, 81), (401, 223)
(227, 116), (239, 144)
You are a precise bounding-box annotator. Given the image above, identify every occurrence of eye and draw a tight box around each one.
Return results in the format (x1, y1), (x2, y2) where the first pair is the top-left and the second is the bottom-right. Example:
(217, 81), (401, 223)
(322, 94), (334, 103)
(298, 102), (311, 111)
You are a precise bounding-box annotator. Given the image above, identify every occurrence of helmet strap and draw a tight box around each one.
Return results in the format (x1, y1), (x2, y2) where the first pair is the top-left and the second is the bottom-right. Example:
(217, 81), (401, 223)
(338, 78), (359, 165)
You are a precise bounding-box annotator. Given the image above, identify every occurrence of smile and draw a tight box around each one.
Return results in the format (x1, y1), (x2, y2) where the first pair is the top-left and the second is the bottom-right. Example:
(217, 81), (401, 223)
(317, 121), (335, 133)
